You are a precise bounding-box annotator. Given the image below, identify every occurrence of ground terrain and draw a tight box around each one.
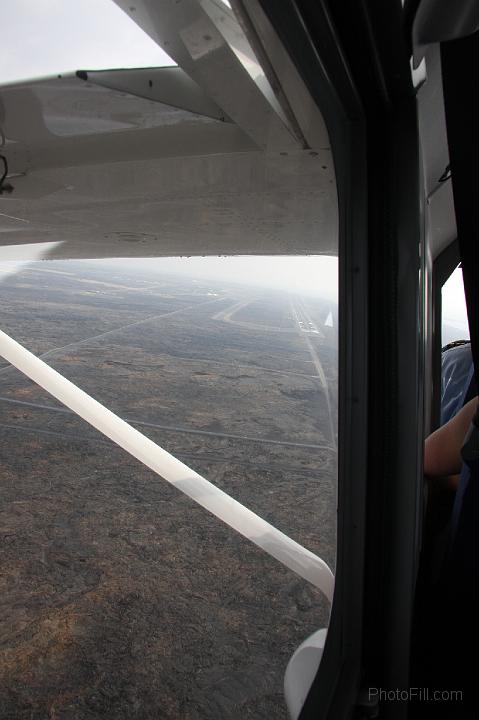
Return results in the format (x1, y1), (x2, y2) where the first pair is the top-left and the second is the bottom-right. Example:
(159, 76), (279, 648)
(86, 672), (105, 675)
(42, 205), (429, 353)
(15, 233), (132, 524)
(0, 260), (337, 720)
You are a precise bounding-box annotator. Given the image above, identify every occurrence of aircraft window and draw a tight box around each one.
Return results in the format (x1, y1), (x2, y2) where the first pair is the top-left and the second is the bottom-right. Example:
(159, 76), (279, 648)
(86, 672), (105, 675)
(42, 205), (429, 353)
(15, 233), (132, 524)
(0, 255), (337, 718)
(0, 0), (174, 87)
(442, 264), (470, 347)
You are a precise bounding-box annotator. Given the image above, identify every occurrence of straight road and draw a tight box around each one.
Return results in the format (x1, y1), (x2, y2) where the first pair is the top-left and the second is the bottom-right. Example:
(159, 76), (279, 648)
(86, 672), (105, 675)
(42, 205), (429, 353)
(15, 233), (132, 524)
(290, 297), (337, 451)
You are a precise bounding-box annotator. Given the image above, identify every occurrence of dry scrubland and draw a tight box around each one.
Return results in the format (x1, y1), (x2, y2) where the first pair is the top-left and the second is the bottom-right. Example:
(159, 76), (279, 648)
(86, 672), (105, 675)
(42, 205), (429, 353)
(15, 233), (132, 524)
(0, 262), (337, 719)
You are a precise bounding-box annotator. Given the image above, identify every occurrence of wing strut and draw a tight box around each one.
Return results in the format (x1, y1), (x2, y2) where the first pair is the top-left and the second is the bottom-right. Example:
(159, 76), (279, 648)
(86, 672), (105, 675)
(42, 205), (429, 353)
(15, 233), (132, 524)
(0, 328), (334, 603)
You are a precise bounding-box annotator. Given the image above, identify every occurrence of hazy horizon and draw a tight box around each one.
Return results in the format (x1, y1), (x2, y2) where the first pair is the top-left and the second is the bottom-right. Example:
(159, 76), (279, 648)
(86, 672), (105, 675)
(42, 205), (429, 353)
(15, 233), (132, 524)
(0, 255), (339, 303)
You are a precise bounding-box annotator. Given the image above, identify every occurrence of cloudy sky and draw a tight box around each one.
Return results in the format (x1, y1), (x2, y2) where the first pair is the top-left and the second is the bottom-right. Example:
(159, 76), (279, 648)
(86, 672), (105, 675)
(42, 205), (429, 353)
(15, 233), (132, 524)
(0, 0), (174, 85)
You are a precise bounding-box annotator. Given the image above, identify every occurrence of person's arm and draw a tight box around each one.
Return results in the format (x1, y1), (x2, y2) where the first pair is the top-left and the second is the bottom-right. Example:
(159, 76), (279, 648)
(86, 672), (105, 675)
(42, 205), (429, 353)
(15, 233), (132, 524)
(424, 396), (478, 478)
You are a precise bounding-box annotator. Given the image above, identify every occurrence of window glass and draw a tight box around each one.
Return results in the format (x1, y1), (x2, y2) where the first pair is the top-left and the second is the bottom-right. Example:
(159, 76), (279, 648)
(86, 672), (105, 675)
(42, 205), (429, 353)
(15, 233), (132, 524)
(442, 265), (470, 347)
(1, 2), (338, 715)
(0, 255), (337, 718)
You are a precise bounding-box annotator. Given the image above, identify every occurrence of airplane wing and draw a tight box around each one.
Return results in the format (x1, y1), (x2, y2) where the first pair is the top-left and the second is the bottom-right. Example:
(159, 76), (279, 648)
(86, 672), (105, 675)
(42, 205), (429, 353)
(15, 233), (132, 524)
(0, 0), (336, 262)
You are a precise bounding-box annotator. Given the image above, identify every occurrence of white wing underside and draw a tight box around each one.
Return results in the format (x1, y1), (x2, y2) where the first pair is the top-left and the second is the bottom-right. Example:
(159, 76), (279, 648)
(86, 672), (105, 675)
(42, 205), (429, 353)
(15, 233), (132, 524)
(0, 0), (337, 262)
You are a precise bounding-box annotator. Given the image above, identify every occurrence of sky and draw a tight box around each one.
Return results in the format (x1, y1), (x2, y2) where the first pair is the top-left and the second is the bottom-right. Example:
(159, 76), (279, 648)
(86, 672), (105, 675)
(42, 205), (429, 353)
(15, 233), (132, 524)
(0, 0), (175, 86)
(0, 254), (339, 301)
(94, 256), (339, 300)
